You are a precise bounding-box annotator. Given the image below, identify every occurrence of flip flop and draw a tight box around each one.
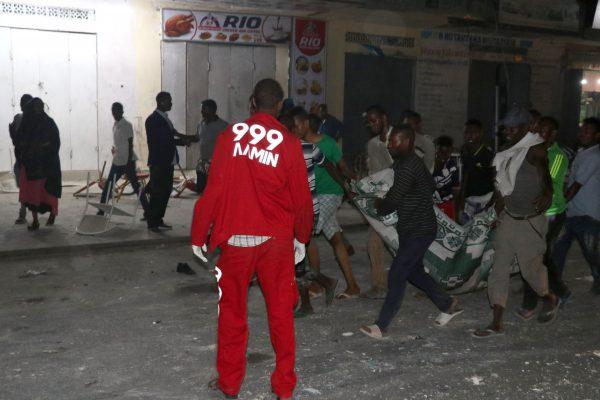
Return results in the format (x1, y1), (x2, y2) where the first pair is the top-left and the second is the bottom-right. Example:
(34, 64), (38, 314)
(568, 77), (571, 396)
(325, 279), (339, 306)
(538, 304), (558, 324)
(309, 288), (324, 299)
(294, 308), (314, 319)
(515, 308), (536, 322)
(359, 324), (388, 340)
(335, 292), (359, 300)
(434, 309), (464, 326)
(471, 327), (505, 339)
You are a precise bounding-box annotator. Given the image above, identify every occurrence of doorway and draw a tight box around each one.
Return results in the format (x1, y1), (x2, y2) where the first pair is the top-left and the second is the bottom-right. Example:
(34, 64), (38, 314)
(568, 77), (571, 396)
(161, 42), (278, 169)
(468, 60), (531, 148)
(0, 27), (98, 172)
(343, 53), (415, 169)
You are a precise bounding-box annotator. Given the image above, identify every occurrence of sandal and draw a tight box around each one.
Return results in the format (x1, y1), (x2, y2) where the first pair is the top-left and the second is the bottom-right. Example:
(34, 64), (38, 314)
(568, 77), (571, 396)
(359, 324), (388, 340)
(325, 279), (339, 306)
(435, 309), (464, 326)
(472, 326), (505, 339)
(515, 307), (536, 322)
(335, 292), (359, 300)
(538, 298), (558, 324)
(435, 297), (463, 326)
(294, 307), (314, 318)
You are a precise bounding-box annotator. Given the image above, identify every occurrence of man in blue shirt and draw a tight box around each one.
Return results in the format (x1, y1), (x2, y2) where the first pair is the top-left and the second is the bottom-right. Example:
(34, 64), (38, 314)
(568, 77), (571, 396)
(317, 104), (343, 142)
(552, 117), (600, 294)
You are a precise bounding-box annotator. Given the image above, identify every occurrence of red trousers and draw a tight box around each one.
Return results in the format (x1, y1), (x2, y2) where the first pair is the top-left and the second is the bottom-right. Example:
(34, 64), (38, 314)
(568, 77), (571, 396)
(215, 238), (298, 398)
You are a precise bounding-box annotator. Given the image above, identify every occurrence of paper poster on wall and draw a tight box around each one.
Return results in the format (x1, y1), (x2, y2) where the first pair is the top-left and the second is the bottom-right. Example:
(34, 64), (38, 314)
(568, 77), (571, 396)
(290, 19), (326, 112)
(162, 9), (291, 45)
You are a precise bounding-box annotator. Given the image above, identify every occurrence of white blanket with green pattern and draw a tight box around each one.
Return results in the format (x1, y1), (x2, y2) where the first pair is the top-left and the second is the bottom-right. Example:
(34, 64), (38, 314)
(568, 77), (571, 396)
(353, 169), (498, 294)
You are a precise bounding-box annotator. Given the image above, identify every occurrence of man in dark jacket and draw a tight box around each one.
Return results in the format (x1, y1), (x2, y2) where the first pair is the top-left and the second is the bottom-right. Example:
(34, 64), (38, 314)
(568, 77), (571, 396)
(360, 124), (463, 340)
(145, 91), (194, 232)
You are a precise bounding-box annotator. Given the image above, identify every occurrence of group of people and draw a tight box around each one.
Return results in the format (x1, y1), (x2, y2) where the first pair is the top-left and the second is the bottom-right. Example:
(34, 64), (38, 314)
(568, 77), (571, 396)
(9, 94), (62, 231)
(187, 78), (598, 399)
(8, 81), (598, 399)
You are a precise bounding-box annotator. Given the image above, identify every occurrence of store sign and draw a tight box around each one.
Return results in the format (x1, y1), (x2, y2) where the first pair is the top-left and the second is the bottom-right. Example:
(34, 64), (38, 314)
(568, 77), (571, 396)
(345, 32), (415, 48)
(162, 9), (292, 45)
(291, 19), (326, 112)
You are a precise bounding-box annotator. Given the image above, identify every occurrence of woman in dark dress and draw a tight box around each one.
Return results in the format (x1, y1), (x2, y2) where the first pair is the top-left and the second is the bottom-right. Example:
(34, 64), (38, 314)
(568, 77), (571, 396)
(15, 98), (62, 231)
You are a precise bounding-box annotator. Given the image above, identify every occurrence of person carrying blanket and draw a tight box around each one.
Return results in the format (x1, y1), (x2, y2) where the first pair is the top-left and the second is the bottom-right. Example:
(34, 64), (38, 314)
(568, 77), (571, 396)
(473, 107), (559, 339)
(359, 124), (463, 340)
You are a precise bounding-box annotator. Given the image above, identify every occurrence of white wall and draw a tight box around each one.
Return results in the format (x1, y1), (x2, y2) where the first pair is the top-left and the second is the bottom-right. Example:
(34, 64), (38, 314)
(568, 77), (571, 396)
(0, 0), (137, 172)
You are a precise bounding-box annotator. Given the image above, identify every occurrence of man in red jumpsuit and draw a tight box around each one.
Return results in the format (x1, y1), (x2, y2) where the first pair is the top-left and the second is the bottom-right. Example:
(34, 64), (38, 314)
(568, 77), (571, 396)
(191, 79), (313, 400)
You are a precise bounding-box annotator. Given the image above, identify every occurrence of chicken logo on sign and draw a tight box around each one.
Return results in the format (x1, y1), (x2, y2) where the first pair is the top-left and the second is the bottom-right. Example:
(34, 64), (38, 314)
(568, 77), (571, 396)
(295, 20), (325, 56)
(199, 13), (220, 28)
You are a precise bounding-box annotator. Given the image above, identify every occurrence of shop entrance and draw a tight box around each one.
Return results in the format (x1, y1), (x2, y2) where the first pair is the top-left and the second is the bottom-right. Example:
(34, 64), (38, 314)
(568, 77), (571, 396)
(0, 27), (98, 172)
(343, 53), (415, 170)
(161, 42), (278, 169)
(467, 60), (531, 148)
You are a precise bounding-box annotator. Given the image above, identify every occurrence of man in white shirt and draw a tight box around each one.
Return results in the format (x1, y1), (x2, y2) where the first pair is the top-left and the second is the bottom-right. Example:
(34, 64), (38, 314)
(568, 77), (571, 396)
(98, 102), (148, 214)
(403, 110), (435, 173)
(362, 105), (394, 299)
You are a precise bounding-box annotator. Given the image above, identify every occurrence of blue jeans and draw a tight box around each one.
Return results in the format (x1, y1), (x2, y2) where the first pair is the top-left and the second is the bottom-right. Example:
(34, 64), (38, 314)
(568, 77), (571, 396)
(376, 233), (452, 331)
(100, 162), (148, 212)
(552, 216), (600, 282)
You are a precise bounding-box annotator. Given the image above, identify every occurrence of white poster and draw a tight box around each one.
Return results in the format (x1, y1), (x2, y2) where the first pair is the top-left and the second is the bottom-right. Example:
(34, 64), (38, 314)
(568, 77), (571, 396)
(162, 9), (291, 45)
(290, 19), (326, 112)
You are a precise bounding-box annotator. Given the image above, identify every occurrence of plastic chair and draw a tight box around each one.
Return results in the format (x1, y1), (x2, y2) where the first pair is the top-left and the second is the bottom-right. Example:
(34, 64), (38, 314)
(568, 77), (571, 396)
(76, 172), (140, 235)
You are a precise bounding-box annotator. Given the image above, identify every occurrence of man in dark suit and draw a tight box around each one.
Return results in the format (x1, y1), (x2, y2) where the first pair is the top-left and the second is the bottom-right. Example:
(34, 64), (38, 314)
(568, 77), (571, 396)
(145, 91), (195, 232)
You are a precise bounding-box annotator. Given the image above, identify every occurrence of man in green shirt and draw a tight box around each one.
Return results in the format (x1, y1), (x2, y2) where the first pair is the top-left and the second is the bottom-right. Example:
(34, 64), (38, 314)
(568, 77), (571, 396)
(518, 116), (571, 320)
(301, 112), (361, 299)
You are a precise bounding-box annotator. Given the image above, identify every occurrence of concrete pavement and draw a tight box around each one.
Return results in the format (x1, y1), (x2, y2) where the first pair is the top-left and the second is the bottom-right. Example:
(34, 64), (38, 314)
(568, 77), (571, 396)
(0, 180), (367, 258)
(0, 230), (598, 400)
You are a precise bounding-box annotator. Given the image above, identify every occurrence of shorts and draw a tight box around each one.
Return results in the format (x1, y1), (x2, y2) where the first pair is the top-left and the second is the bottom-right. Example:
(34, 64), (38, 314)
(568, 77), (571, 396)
(315, 194), (342, 240)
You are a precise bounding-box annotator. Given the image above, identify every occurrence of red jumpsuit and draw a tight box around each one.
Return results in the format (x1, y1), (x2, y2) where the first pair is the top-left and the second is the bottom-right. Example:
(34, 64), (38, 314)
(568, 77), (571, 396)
(191, 112), (313, 398)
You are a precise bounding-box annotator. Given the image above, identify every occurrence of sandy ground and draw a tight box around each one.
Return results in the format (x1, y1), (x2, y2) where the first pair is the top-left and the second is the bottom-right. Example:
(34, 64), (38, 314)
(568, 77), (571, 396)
(1, 228), (599, 400)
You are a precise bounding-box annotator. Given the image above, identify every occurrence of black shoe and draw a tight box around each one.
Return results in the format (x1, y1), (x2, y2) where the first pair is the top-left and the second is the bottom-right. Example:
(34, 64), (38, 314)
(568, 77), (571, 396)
(158, 222), (172, 230)
(558, 289), (572, 307)
(148, 226), (162, 233)
(96, 210), (105, 216)
(208, 378), (237, 399)
(15, 217), (26, 225)
(176, 263), (196, 275)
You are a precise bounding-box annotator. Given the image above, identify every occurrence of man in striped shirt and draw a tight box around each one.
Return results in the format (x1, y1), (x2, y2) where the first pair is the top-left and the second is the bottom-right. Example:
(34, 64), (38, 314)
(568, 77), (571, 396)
(360, 124), (462, 339)
(518, 117), (571, 319)
(291, 109), (340, 316)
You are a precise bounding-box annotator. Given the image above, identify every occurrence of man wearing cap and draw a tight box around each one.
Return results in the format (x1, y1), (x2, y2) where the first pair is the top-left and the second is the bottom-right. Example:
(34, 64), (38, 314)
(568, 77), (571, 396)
(473, 107), (558, 338)
(194, 99), (228, 193)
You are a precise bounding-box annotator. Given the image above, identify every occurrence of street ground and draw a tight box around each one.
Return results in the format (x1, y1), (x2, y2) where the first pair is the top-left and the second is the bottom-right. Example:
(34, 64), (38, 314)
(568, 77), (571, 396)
(1, 228), (599, 400)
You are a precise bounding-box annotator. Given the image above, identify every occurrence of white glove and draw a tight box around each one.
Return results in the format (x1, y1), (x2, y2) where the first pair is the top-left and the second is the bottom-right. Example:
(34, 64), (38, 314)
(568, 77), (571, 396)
(192, 244), (208, 262)
(293, 239), (306, 265)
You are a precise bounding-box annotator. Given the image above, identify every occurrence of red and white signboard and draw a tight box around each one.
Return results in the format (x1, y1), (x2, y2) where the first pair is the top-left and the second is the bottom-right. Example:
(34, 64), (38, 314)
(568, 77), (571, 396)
(162, 9), (291, 45)
(290, 19), (326, 112)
